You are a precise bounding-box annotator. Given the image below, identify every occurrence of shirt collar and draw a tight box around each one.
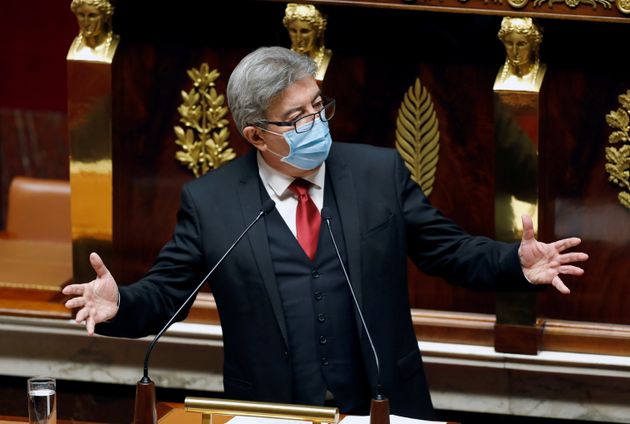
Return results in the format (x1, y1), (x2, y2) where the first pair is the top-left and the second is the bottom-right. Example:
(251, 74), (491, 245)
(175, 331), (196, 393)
(256, 152), (325, 198)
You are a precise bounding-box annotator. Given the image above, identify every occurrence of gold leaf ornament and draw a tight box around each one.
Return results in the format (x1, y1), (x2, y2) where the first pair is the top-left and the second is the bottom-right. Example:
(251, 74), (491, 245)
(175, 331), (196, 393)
(605, 89), (630, 210)
(174, 63), (236, 177)
(531, 0), (612, 9)
(496, 0), (618, 10)
(395, 78), (441, 196)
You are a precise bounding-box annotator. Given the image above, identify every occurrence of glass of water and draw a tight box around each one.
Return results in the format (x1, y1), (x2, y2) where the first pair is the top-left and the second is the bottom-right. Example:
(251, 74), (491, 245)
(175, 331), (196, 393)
(27, 377), (57, 424)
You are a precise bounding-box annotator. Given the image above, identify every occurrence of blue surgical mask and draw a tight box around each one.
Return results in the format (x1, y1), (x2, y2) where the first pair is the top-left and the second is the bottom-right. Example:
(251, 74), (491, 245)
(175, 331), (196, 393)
(267, 119), (332, 170)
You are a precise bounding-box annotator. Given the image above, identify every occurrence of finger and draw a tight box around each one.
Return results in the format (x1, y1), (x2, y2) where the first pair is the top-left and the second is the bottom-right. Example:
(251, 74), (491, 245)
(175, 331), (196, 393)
(559, 265), (585, 276)
(559, 252), (589, 264)
(65, 297), (86, 309)
(552, 275), (571, 294)
(521, 215), (535, 242)
(86, 316), (96, 336)
(89, 252), (110, 279)
(552, 237), (582, 252)
(75, 307), (90, 324)
(62, 283), (86, 296)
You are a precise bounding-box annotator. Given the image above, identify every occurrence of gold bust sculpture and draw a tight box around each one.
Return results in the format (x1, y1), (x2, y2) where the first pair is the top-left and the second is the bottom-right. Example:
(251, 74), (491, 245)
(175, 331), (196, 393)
(68, 0), (119, 62)
(494, 17), (546, 92)
(283, 3), (332, 81)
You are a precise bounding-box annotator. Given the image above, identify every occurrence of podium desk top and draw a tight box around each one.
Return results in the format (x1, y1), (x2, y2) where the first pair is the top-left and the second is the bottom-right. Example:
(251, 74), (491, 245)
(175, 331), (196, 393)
(157, 403), (459, 424)
(158, 402), (212, 423)
(0, 404), (458, 423)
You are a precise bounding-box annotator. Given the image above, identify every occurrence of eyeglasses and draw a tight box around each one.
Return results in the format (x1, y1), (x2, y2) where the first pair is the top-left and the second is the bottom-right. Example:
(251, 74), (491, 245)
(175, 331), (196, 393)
(255, 96), (336, 134)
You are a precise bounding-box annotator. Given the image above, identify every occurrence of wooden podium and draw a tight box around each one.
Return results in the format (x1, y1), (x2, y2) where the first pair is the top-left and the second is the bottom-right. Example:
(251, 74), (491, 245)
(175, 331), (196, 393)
(0, 401), (458, 424)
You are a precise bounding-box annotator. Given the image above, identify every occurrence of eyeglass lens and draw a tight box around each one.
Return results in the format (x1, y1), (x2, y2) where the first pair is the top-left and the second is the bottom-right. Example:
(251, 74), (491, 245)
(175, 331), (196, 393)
(295, 101), (335, 134)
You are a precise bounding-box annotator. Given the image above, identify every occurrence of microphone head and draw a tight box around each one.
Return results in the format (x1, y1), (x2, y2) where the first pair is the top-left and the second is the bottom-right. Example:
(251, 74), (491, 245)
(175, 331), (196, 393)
(262, 199), (276, 215)
(321, 206), (332, 221)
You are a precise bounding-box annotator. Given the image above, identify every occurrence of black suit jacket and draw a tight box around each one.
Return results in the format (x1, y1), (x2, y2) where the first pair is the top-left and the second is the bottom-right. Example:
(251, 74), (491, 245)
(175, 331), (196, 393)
(98, 142), (529, 419)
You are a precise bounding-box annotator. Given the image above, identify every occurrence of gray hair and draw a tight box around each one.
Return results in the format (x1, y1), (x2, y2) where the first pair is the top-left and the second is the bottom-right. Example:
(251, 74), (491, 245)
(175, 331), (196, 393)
(227, 46), (316, 134)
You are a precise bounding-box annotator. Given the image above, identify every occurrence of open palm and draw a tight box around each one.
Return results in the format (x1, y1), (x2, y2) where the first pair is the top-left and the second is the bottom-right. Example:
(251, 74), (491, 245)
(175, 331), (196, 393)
(518, 215), (589, 294)
(62, 252), (119, 335)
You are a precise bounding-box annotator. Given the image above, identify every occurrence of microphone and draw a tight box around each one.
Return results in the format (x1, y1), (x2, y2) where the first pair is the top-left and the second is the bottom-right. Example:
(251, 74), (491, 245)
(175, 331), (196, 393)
(321, 207), (389, 424)
(134, 199), (276, 424)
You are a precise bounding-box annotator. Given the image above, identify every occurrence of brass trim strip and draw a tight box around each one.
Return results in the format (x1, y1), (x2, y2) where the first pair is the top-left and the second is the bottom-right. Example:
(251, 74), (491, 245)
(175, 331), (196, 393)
(185, 397), (339, 423)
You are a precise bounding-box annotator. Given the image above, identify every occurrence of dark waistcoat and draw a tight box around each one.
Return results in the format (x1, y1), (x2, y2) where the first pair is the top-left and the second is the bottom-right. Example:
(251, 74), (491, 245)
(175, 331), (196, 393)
(262, 176), (370, 412)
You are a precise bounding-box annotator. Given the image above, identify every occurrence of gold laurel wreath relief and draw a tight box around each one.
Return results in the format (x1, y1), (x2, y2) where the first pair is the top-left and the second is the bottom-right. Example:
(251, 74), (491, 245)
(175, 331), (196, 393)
(175, 63), (236, 177)
(395, 78), (440, 196)
(605, 89), (630, 210)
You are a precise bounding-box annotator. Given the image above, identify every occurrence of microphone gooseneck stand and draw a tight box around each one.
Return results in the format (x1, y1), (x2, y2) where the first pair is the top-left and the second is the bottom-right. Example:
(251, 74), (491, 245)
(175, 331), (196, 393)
(321, 208), (390, 424)
(133, 200), (276, 424)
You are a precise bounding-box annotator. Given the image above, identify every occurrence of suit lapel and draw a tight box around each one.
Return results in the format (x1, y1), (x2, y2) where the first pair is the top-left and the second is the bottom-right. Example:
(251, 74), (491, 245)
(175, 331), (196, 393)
(237, 152), (289, 347)
(326, 146), (364, 314)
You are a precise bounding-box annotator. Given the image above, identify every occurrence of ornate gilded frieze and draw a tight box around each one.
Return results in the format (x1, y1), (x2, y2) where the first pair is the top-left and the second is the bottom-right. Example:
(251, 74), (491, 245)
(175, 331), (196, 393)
(174, 63), (236, 177)
(458, 0), (624, 12)
(605, 89), (630, 210)
(618, 0), (630, 13)
(395, 78), (440, 197)
(500, 0), (614, 10)
(298, 0), (629, 19)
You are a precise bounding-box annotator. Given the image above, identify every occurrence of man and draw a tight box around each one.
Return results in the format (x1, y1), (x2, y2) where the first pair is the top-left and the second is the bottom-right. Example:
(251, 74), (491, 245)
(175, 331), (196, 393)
(63, 46), (588, 419)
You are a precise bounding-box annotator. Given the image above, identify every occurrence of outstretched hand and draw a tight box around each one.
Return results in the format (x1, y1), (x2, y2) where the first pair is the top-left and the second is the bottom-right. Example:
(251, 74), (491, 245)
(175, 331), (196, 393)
(62, 252), (119, 335)
(518, 215), (588, 294)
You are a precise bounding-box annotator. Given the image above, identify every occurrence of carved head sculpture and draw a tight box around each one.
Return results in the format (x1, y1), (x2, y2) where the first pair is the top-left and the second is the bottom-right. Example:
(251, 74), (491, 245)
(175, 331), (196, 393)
(497, 17), (543, 77)
(282, 3), (327, 58)
(70, 0), (114, 48)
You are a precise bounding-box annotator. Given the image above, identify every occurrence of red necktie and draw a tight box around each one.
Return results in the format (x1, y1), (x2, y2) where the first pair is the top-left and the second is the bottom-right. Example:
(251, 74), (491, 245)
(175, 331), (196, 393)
(288, 178), (321, 261)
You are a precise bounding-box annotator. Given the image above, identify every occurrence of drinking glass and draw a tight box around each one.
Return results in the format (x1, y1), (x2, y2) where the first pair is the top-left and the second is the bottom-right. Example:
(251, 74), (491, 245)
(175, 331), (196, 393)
(27, 377), (57, 424)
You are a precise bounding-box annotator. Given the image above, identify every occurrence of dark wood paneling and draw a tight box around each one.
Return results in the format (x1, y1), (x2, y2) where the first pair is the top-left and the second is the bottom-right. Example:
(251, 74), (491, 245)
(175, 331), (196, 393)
(109, 1), (286, 284)
(2, 1), (628, 330)
(107, 3), (629, 324)
(0, 1), (76, 111)
(109, 4), (508, 316)
(538, 53), (630, 324)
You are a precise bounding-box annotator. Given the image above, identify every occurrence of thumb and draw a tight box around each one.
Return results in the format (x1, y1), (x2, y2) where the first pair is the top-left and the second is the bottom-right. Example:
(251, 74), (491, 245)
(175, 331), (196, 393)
(89, 252), (110, 279)
(521, 214), (535, 243)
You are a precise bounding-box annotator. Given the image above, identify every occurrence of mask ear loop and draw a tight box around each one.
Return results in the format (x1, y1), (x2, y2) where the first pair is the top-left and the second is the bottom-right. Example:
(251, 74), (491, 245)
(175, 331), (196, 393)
(266, 147), (288, 160)
(256, 126), (292, 160)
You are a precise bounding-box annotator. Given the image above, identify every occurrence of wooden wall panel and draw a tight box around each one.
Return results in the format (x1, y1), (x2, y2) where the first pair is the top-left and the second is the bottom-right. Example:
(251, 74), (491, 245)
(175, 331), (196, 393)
(538, 62), (630, 324)
(107, 3), (280, 283)
(109, 4), (508, 315)
(3, 1), (627, 331)
(106, 2), (629, 324)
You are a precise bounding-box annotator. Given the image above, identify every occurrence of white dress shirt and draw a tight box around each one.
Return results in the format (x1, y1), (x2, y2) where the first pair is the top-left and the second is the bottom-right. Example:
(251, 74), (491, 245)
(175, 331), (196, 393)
(256, 152), (326, 238)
